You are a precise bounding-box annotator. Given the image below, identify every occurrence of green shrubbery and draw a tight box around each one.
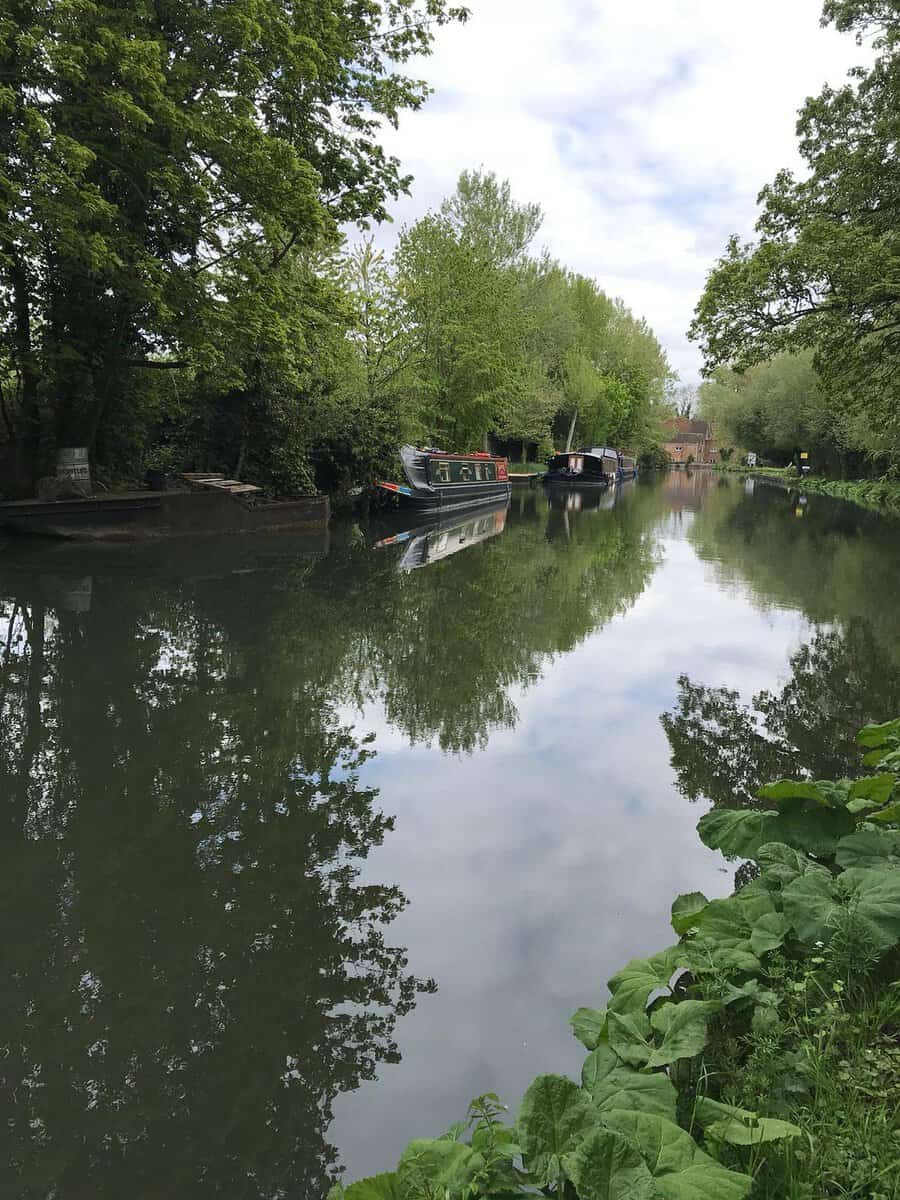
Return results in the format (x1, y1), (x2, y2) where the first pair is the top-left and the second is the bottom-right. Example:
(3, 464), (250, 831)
(332, 719), (900, 1199)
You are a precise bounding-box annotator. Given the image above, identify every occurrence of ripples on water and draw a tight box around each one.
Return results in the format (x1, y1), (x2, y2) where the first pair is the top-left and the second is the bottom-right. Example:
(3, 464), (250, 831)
(1, 472), (898, 1194)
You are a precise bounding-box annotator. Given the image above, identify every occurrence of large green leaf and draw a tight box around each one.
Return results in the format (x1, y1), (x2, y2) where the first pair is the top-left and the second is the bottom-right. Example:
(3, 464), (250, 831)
(706, 1115), (801, 1146)
(516, 1074), (597, 1186)
(695, 893), (774, 946)
(756, 842), (830, 890)
(781, 871), (841, 945)
(703, 799), (853, 859)
(750, 912), (790, 957)
(840, 867), (900, 950)
(671, 892), (709, 935)
(570, 1007), (608, 1050)
(857, 719), (900, 749)
(835, 830), (900, 870)
(757, 779), (827, 805)
(784, 865), (900, 951)
(680, 892), (770, 975)
(697, 809), (779, 857)
(768, 798), (854, 855)
(848, 774), (897, 807)
(863, 746), (900, 769)
(565, 1126), (657, 1199)
(869, 802), (900, 825)
(607, 948), (681, 1016)
(694, 1099), (800, 1145)
(397, 1140), (482, 1195)
(327, 1175), (400, 1200)
(607, 1010), (653, 1066)
(599, 1110), (752, 1200)
(646, 1001), (721, 1069)
(582, 1045), (678, 1120)
(678, 943), (761, 976)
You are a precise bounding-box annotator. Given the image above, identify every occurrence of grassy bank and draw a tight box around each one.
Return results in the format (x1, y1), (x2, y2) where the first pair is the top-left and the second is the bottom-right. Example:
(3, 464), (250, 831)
(713, 465), (900, 517)
(506, 461), (546, 474)
(797, 476), (900, 518)
(332, 719), (900, 1200)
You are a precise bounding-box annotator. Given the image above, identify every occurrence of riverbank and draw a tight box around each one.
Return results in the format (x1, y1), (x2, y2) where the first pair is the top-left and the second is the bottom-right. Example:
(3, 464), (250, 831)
(714, 466), (900, 518)
(333, 717), (900, 1200)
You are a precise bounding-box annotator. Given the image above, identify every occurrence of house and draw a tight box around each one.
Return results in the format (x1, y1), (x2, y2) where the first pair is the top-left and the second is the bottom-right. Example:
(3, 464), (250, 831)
(662, 417), (719, 465)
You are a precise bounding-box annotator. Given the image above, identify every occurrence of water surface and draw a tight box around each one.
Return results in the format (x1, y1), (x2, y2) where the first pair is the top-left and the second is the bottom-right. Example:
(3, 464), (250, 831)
(1, 472), (898, 1195)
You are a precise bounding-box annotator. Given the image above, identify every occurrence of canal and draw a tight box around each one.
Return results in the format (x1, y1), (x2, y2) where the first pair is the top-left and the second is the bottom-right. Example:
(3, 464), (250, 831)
(1, 471), (898, 1195)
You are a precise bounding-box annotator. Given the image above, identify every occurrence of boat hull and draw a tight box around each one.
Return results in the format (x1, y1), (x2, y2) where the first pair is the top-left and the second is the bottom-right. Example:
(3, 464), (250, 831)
(543, 471), (610, 488)
(378, 480), (511, 512)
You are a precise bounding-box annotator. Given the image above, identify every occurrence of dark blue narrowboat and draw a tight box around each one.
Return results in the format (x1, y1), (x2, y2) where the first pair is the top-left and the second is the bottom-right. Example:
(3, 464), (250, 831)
(376, 446), (511, 513)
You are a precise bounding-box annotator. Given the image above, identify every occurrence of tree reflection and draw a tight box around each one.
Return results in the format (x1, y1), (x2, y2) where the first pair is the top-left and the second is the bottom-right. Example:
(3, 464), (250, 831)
(0, 573), (429, 1199)
(662, 622), (900, 810)
(352, 483), (664, 752)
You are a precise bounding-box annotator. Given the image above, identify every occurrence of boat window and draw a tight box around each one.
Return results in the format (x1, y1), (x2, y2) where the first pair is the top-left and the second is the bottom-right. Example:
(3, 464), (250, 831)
(434, 461), (451, 483)
(473, 463), (483, 481)
(459, 464), (472, 481)
(484, 462), (495, 480)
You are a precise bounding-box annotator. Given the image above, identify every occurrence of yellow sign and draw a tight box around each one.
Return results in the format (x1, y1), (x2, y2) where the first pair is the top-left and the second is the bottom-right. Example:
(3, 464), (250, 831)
(800, 451), (809, 460)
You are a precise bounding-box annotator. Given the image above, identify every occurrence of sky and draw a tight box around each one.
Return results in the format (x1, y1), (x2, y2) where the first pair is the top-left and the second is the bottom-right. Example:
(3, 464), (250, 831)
(367, 0), (869, 383)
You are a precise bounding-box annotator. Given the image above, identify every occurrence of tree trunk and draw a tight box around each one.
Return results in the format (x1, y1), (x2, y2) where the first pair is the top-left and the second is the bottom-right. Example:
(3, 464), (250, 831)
(565, 409), (578, 453)
(5, 245), (42, 488)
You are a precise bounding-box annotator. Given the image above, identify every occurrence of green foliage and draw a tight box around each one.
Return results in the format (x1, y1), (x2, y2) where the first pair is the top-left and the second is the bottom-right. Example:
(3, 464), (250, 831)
(0, 0), (469, 491)
(691, 6), (900, 472)
(386, 170), (671, 458)
(338, 717), (900, 1200)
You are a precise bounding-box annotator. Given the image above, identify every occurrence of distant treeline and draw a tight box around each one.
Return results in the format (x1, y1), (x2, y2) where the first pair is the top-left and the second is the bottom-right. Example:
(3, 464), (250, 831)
(692, 1), (900, 477)
(0, 2), (670, 500)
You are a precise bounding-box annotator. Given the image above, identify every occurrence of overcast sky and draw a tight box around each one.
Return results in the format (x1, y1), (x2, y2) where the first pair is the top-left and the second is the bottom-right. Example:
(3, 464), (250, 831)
(367, 0), (868, 383)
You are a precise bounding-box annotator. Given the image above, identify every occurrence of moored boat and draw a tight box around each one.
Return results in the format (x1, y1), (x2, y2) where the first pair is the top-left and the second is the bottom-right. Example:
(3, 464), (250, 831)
(376, 446), (511, 512)
(543, 447), (617, 487)
(543, 446), (638, 486)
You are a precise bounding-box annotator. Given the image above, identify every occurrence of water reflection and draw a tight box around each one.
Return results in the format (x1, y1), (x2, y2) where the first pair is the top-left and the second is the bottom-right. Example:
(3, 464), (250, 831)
(662, 476), (900, 808)
(0, 560), (429, 1199)
(373, 502), (508, 571)
(2, 475), (900, 1192)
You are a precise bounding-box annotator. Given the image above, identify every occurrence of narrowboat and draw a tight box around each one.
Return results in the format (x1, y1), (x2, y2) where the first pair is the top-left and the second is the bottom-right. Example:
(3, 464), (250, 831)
(543, 447), (617, 487)
(376, 446), (511, 513)
(374, 501), (508, 571)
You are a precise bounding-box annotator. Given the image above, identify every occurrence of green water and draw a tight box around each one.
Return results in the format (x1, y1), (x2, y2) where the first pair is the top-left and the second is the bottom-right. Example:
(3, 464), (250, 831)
(1, 472), (898, 1195)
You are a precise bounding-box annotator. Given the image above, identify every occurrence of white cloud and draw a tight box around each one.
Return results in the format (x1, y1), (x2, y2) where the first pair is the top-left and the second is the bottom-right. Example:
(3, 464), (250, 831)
(366, 0), (868, 380)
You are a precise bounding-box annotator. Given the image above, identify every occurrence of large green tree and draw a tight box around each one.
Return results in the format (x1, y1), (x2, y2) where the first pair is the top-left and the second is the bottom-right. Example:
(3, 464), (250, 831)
(690, 0), (900, 468)
(0, 0), (467, 491)
(385, 171), (671, 457)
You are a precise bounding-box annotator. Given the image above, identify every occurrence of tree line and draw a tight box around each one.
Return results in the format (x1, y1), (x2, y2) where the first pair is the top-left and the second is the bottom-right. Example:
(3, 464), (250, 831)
(0, 2), (671, 500)
(692, 1), (900, 475)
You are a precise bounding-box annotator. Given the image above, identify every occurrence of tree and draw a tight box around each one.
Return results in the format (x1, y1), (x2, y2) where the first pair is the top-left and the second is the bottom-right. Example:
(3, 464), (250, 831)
(0, 0), (468, 490)
(690, 1), (900, 469)
(698, 352), (841, 467)
(394, 173), (544, 450)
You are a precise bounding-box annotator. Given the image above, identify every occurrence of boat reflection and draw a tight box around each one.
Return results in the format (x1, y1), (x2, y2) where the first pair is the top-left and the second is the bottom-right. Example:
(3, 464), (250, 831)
(544, 482), (619, 513)
(374, 501), (508, 571)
